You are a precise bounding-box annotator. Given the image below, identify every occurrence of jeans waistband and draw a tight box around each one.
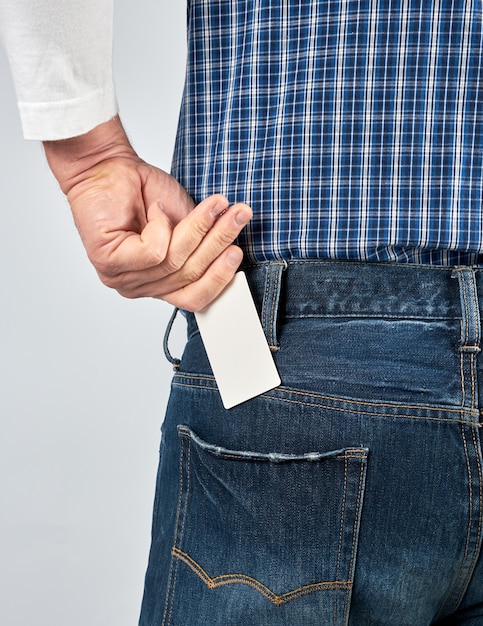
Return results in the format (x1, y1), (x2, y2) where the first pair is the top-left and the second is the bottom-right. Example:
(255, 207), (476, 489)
(243, 260), (468, 321)
(176, 260), (481, 363)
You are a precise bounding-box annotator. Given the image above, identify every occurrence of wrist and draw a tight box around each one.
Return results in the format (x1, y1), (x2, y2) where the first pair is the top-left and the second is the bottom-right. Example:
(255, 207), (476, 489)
(43, 115), (138, 194)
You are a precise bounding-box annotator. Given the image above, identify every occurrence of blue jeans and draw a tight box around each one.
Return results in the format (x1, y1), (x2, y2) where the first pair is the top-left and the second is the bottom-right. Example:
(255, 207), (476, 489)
(139, 261), (483, 625)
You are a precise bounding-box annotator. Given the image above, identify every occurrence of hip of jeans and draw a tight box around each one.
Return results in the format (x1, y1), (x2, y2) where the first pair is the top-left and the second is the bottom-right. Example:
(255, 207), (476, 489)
(169, 260), (483, 423)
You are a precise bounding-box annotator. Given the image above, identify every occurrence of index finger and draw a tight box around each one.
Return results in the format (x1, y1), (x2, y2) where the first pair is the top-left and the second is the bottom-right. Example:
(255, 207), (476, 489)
(163, 194), (232, 269)
(95, 194), (228, 277)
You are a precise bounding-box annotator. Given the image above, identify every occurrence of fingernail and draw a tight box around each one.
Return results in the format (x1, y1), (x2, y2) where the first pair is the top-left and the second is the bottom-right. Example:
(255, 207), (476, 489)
(235, 210), (251, 226)
(227, 249), (242, 266)
(212, 201), (229, 217)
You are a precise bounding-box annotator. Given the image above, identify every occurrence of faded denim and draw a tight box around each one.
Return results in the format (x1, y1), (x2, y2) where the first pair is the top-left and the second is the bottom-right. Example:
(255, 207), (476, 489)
(139, 261), (483, 625)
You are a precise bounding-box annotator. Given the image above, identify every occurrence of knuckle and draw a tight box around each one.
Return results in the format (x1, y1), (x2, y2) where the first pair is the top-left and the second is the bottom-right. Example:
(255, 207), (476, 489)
(182, 264), (205, 284)
(143, 245), (165, 267)
(99, 273), (118, 289)
(213, 229), (236, 248)
(118, 289), (138, 300)
(190, 218), (211, 239)
(99, 273), (128, 293)
(89, 251), (118, 277)
(210, 267), (232, 289)
(162, 253), (184, 275)
(117, 282), (148, 300)
(97, 269), (134, 294)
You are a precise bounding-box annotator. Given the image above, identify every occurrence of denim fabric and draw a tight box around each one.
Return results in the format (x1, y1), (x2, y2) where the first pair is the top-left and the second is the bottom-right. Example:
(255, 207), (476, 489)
(139, 261), (483, 626)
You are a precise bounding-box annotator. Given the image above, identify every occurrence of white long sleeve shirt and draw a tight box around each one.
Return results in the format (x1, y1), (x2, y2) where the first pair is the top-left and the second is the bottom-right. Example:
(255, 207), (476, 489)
(0, 0), (117, 140)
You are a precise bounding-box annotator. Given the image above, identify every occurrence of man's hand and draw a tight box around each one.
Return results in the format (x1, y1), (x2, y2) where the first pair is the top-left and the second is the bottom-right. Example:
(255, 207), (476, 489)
(43, 116), (252, 311)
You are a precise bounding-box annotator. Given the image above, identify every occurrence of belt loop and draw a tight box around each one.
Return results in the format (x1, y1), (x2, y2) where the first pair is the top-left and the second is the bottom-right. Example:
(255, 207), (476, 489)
(453, 267), (481, 352)
(163, 307), (181, 369)
(453, 267), (480, 412)
(261, 261), (287, 351)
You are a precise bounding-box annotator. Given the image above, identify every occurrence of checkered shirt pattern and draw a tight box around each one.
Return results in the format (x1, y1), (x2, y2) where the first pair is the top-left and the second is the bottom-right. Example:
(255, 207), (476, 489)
(172, 1), (483, 264)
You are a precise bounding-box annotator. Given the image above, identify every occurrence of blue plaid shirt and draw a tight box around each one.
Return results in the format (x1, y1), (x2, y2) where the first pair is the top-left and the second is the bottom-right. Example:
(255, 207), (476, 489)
(172, 1), (483, 265)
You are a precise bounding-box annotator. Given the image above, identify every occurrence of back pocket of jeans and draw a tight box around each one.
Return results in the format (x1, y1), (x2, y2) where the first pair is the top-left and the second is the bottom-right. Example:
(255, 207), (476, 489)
(163, 426), (368, 625)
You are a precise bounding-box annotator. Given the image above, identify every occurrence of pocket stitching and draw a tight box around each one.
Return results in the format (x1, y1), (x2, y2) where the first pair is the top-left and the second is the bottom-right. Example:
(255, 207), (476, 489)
(171, 546), (351, 606)
(171, 427), (368, 610)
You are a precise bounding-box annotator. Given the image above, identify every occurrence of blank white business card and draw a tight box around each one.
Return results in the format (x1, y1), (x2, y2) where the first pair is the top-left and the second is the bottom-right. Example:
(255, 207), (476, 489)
(195, 272), (281, 409)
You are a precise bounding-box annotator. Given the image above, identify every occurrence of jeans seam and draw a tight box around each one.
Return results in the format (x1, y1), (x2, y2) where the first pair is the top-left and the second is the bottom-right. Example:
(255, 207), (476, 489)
(335, 453), (348, 583)
(438, 425), (475, 618)
(162, 431), (192, 626)
(172, 380), (473, 423)
(335, 454), (348, 625)
(471, 353), (476, 409)
(343, 457), (366, 624)
(172, 374), (466, 414)
(244, 260), (462, 272)
(262, 267), (270, 342)
(270, 387), (466, 414)
(171, 374), (473, 420)
(470, 424), (483, 580)
(263, 394), (470, 424)
(451, 426), (483, 612)
(269, 263), (284, 348)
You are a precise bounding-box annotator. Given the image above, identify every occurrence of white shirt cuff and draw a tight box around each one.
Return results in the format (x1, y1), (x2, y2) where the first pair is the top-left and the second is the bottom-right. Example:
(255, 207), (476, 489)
(18, 84), (118, 141)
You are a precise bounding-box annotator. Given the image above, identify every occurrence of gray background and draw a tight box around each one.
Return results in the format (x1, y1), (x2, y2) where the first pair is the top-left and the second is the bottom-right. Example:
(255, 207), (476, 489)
(0, 2), (188, 624)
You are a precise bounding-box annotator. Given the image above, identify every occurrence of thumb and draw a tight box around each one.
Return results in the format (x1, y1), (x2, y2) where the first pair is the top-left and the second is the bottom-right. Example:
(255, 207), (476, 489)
(139, 201), (173, 264)
(106, 202), (173, 273)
